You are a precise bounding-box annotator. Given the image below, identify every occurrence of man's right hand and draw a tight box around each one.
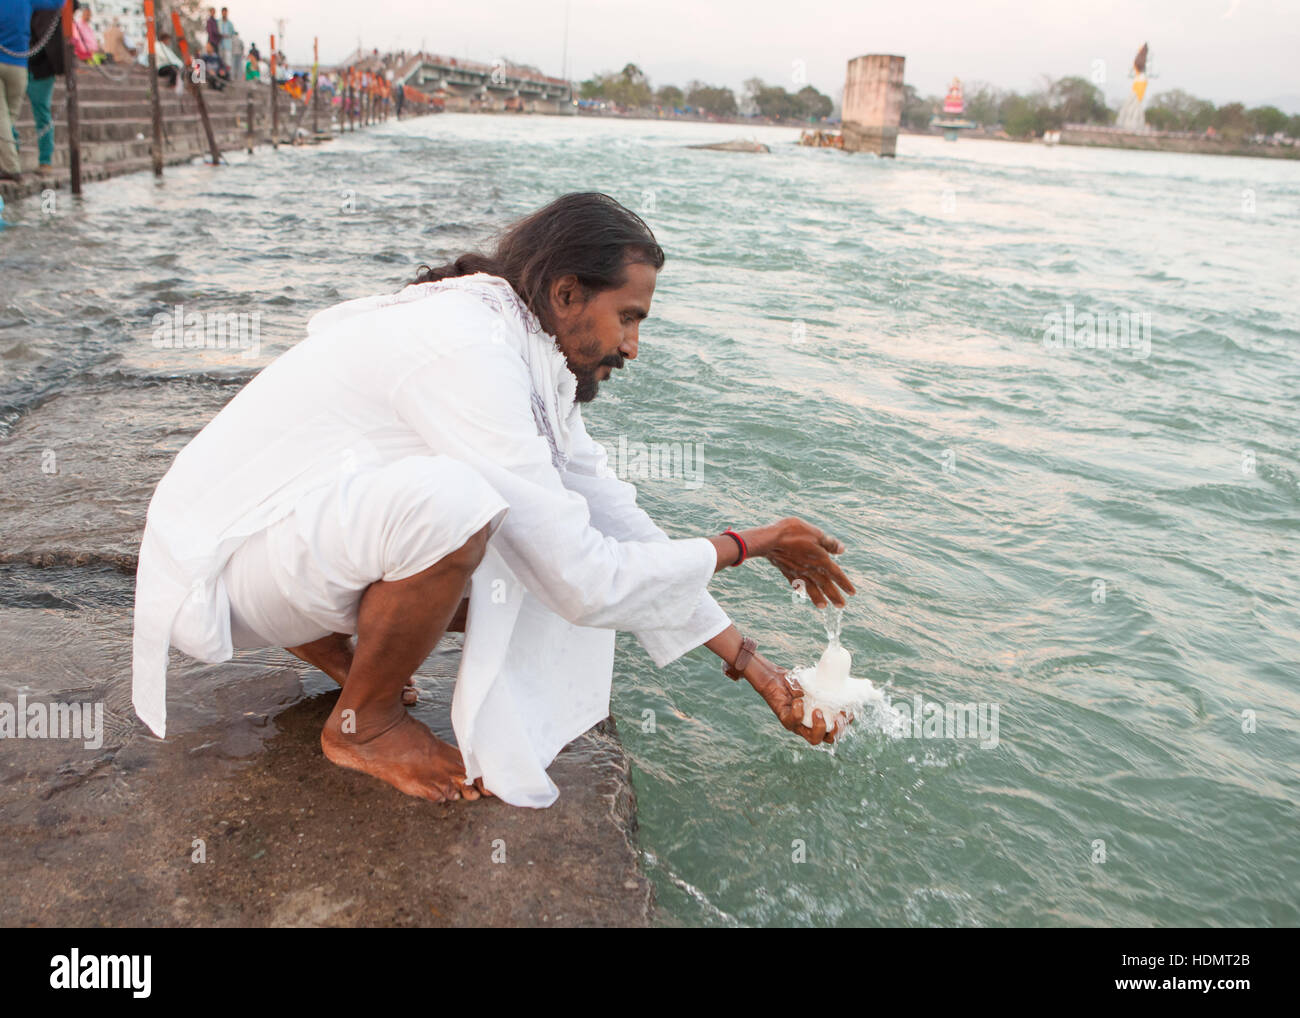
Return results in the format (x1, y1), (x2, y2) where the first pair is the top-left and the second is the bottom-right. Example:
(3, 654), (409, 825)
(741, 517), (856, 608)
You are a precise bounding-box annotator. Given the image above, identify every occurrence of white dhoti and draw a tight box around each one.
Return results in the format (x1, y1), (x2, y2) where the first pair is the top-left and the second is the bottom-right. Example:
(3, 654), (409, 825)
(219, 455), (508, 650)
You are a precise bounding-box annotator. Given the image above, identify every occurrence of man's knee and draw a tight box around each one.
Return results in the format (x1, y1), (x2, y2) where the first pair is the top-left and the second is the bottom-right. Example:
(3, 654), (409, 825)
(368, 456), (501, 581)
(440, 524), (489, 576)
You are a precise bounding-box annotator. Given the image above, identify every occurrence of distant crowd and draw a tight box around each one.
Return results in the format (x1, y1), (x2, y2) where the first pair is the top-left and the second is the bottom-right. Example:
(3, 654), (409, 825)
(1, 2), (413, 185)
(59, 4), (259, 89)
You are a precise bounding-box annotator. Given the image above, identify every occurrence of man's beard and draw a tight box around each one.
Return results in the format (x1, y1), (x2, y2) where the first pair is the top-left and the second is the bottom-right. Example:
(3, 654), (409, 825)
(572, 354), (624, 403)
(566, 329), (625, 403)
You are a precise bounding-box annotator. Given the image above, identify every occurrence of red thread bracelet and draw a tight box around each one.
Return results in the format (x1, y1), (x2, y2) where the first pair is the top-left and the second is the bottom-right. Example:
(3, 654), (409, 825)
(722, 529), (748, 565)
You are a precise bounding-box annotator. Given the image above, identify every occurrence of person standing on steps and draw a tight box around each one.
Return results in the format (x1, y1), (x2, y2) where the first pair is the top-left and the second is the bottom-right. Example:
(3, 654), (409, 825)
(204, 6), (220, 54)
(71, 5), (101, 64)
(217, 6), (234, 77)
(0, 0), (63, 184)
(24, 1), (63, 178)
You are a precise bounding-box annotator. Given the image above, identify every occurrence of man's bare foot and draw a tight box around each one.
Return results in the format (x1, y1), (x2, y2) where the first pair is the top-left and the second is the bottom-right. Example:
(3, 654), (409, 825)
(320, 705), (492, 802)
(288, 633), (418, 705)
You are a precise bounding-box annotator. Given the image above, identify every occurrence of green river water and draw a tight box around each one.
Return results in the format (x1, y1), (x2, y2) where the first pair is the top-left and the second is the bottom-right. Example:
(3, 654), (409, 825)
(2, 112), (1296, 926)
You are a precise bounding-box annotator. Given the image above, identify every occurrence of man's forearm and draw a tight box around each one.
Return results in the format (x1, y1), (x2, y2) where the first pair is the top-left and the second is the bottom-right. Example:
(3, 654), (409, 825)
(708, 524), (776, 571)
(704, 624), (744, 663)
(705, 526), (776, 668)
(705, 624), (783, 693)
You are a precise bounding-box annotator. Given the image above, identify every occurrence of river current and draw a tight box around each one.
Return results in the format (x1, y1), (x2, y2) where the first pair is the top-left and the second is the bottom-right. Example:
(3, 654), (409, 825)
(2, 113), (1296, 926)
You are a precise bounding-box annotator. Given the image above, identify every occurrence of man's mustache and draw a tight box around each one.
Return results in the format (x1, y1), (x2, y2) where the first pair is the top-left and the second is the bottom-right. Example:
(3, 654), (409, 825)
(597, 354), (624, 371)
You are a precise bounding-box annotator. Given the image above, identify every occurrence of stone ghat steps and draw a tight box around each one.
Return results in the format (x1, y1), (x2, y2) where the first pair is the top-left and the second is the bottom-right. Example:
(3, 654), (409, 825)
(9, 90), (368, 170)
(18, 67), (340, 131)
(1, 68), (406, 199)
(11, 120), (341, 173)
(18, 85), (307, 125)
(10, 107), (281, 173)
(17, 139), (241, 173)
(37, 65), (272, 100)
(29, 94), (286, 119)
(19, 113), (253, 145)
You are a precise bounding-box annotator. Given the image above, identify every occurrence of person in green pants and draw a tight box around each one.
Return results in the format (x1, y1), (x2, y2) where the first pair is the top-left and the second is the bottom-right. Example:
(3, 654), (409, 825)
(1, 0), (64, 182)
(24, 5), (61, 174)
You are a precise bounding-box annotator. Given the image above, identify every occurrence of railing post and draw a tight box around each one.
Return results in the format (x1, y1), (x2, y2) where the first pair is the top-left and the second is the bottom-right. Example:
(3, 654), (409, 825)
(144, 0), (164, 176)
(311, 37), (319, 135)
(269, 35), (278, 146)
(170, 10), (220, 165)
(60, 0), (81, 195)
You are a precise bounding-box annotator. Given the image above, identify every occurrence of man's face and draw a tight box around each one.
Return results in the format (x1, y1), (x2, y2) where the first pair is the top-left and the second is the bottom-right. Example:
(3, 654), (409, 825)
(549, 261), (655, 403)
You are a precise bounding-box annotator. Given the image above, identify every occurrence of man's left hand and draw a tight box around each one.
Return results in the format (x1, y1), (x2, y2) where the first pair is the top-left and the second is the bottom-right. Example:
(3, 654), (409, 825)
(744, 654), (851, 746)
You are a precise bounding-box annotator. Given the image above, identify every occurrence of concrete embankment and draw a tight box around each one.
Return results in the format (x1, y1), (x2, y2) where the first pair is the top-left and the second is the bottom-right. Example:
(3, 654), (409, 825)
(1059, 124), (1297, 159)
(0, 380), (653, 927)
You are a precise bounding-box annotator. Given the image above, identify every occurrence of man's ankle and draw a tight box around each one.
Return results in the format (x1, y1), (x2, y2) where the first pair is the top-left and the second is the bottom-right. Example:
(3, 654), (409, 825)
(326, 697), (407, 743)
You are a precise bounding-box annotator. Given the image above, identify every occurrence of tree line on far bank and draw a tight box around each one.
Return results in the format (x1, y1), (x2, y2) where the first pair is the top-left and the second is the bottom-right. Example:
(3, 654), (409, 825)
(903, 76), (1299, 142)
(579, 62), (1295, 144)
(579, 63), (832, 121)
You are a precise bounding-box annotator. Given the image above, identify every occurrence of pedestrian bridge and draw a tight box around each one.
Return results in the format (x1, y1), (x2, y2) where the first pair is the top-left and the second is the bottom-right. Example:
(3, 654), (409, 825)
(399, 53), (571, 111)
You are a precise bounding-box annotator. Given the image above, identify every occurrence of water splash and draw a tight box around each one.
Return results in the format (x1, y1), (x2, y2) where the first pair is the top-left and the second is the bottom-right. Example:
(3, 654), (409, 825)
(790, 603), (905, 738)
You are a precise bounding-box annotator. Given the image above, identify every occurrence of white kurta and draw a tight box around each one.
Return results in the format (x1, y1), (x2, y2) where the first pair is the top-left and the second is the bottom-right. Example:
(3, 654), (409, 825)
(131, 273), (731, 807)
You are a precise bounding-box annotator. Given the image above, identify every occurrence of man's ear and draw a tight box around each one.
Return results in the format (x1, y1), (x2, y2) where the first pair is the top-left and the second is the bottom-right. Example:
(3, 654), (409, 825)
(551, 274), (583, 313)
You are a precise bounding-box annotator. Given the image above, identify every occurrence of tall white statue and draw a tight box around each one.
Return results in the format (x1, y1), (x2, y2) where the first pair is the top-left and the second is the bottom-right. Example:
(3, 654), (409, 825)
(1116, 43), (1151, 132)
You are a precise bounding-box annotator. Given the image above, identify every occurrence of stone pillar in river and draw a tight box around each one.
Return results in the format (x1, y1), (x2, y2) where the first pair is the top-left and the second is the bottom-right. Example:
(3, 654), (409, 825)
(841, 54), (905, 157)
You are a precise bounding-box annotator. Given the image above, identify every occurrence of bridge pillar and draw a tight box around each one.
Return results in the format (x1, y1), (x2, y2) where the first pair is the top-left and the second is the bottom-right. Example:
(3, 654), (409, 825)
(841, 54), (905, 156)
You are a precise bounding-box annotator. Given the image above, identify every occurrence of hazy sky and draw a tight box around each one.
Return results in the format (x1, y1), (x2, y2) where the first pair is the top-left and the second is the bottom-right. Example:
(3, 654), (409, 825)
(231, 0), (1299, 112)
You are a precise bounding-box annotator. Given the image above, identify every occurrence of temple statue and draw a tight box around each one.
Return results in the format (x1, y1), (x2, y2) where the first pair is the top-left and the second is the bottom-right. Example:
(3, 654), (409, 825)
(1116, 43), (1151, 132)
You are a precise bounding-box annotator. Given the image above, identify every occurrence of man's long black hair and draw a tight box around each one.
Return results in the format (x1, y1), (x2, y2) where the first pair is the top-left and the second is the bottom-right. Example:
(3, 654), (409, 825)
(413, 192), (664, 335)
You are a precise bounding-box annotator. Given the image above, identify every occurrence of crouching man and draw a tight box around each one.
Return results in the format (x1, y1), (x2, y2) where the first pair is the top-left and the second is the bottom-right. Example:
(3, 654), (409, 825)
(132, 192), (855, 807)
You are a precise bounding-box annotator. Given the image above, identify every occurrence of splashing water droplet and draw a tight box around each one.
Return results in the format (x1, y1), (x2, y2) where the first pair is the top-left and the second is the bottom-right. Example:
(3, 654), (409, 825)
(790, 603), (904, 736)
